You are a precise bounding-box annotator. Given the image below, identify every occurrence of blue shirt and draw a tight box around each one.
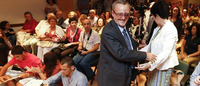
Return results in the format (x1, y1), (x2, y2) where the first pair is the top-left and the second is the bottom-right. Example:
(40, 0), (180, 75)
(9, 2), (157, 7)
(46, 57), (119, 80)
(190, 62), (200, 86)
(43, 69), (88, 86)
(118, 26), (134, 50)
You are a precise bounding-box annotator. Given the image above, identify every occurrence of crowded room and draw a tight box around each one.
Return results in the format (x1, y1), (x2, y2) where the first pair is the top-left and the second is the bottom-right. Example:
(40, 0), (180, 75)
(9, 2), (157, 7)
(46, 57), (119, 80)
(0, 0), (200, 86)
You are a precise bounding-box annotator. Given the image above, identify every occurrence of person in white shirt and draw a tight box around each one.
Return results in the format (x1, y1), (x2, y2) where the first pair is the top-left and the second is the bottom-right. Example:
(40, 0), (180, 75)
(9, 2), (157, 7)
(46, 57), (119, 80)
(88, 9), (98, 29)
(73, 18), (100, 80)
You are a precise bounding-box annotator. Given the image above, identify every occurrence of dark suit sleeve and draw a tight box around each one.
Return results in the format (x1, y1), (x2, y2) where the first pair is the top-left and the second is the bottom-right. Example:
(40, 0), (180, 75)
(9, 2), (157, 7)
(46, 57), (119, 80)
(101, 28), (147, 62)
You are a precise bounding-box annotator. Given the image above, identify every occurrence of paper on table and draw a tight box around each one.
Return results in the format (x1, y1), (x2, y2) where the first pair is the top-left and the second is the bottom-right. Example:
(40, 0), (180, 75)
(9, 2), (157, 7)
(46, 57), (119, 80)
(24, 79), (43, 86)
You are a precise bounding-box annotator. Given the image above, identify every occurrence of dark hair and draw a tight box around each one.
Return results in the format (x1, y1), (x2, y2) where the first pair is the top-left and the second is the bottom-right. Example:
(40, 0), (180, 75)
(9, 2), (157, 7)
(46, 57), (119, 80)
(151, 1), (169, 19)
(0, 37), (6, 44)
(0, 29), (9, 42)
(188, 23), (200, 37)
(43, 52), (58, 78)
(69, 18), (78, 24)
(11, 45), (27, 55)
(172, 6), (181, 18)
(61, 56), (74, 67)
(24, 11), (33, 18)
(0, 43), (9, 66)
(51, 48), (62, 61)
(46, 0), (56, 4)
(97, 18), (105, 26)
(0, 21), (9, 30)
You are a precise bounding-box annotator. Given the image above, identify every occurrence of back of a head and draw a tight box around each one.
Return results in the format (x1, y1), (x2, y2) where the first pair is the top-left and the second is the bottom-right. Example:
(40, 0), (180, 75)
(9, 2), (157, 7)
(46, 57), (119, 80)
(61, 56), (74, 67)
(151, 1), (169, 19)
(0, 37), (6, 44)
(0, 43), (9, 66)
(11, 45), (26, 55)
(44, 52), (58, 67)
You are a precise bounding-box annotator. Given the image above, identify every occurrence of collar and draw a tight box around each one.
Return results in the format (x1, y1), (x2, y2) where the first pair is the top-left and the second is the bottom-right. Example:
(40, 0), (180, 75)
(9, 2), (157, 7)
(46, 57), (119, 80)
(118, 26), (126, 33)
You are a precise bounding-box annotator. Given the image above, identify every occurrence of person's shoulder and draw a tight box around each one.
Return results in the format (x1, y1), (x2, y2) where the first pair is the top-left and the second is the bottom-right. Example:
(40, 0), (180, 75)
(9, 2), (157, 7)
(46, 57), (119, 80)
(56, 25), (63, 30)
(103, 21), (116, 32)
(27, 53), (40, 60)
(76, 70), (87, 80)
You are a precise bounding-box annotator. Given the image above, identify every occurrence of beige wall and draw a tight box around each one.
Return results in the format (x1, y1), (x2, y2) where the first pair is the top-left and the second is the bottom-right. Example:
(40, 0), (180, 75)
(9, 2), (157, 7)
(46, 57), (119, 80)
(0, 0), (46, 24)
(188, 0), (200, 5)
(0, 0), (46, 31)
(57, 0), (74, 19)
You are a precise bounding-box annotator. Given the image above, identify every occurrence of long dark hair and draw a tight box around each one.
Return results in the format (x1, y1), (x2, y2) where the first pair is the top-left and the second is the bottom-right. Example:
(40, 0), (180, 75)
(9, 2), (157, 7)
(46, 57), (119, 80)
(172, 6), (181, 18)
(43, 52), (58, 78)
(188, 23), (200, 37)
(0, 42), (9, 66)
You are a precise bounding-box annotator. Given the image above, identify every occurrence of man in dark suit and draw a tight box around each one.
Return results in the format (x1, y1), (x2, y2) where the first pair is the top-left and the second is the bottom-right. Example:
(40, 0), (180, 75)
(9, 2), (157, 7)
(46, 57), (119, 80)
(56, 10), (65, 29)
(97, 0), (157, 86)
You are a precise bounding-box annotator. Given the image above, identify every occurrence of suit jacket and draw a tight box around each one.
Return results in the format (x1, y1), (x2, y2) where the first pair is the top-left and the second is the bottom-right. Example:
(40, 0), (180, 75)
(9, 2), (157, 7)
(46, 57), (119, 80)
(97, 20), (147, 86)
(140, 20), (179, 71)
(57, 17), (65, 29)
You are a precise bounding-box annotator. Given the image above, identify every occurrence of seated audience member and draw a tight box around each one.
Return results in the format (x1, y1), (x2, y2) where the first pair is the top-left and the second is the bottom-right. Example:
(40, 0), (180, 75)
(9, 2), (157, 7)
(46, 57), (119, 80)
(45, 0), (59, 15)
(105, 11), (112, 24)
(93, 18), (105, 36)
(57, 18), (82, 57)
(56, 10), (65, 29)
(77, 14), (88, 29)
(0, 45), (42, 86)
(92, 0), (104, 15)
(0, 43), (10, 67)
(190, 62), (200, 86)
(76, 10), (81, 19)
(0, 21), (16, 46)
(77, 0), (90, 14)
(23, 13), (54, 55)
(0, 29), (12, 48)
(17, 52), (61, 86)
(178, 24), (200, 64)
(63, 11), (78, 28)
(191, 12), (199, 24)
(170, 6), (183, 43)
(37, 16), (64, 61)
(73, 19), (100, 80)
(88, 9), (98, 29)
(16, 11), (38, 45)
(43, 57), (88, 86)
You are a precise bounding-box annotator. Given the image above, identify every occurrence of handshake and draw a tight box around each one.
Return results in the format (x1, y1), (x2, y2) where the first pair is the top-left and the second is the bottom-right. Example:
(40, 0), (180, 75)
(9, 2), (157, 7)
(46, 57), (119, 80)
(135, 52), (157, 70)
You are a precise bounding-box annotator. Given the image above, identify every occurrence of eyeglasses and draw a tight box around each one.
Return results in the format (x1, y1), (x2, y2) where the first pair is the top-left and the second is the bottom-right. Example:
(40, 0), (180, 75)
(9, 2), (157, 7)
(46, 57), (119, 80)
(113, 10), (130, 18)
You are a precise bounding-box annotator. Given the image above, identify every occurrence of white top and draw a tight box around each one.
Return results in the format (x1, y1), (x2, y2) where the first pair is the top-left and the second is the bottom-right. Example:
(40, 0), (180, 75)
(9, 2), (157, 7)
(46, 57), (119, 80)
(140, 20), (179, 71)
(35, 20), (50, 36)
(79, 30), (100, 51)
(63, 18), (69, 28)
(88, 16), (98, 28)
